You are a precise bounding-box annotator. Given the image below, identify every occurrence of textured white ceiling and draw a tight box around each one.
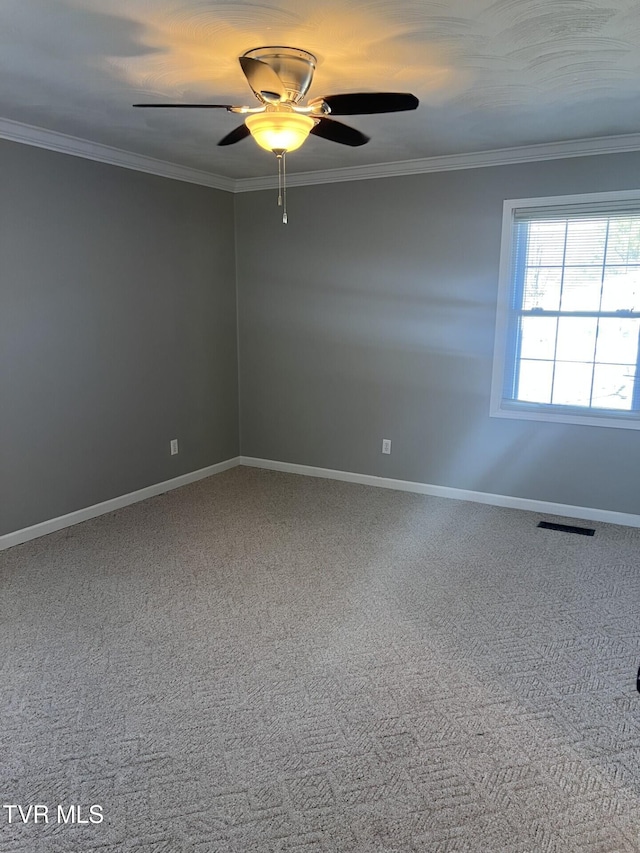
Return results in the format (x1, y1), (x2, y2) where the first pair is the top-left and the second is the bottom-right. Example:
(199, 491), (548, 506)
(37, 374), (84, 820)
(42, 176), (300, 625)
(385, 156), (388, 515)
(2, 0), (640, 178)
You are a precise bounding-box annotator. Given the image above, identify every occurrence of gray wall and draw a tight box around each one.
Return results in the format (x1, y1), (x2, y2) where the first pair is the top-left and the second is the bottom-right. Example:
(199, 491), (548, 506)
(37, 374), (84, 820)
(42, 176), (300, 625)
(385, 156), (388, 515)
(236, 152), (640, 516)
(1, 140), (238, 535)
(5, 142), (639, 535)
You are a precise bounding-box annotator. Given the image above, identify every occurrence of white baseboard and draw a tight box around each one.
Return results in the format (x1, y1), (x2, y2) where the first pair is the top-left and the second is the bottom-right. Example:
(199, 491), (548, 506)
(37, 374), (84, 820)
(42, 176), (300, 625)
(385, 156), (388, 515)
(240, 456), (640, 529)
(0, 456), (241, 550)
(5, 453), (638, 550)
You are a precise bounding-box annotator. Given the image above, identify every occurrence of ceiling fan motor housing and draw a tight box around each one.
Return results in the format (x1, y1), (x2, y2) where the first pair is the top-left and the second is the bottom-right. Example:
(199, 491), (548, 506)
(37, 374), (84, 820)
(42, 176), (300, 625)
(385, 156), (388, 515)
(242, 47), (317, 103)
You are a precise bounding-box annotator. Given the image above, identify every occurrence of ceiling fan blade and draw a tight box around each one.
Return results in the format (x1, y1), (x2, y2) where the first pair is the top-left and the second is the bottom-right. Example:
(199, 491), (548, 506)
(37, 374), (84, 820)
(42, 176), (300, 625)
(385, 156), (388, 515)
(133, 103), (234, 109)
(239, 56), (286, 102)
(310, 118), (369, 147)
(316, 92), (419, 115)
(217, 124), (251, 146)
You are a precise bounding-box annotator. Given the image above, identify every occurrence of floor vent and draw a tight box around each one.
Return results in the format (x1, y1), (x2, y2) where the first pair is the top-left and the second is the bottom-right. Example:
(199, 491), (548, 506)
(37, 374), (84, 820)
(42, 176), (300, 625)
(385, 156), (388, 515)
(538, 521), (595, 536)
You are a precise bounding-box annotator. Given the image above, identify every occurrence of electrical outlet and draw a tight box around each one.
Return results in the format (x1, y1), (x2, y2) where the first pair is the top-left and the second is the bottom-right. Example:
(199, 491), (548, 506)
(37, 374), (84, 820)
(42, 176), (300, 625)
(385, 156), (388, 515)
(382, 438), (391, 454)
(170, 439), (179, 456)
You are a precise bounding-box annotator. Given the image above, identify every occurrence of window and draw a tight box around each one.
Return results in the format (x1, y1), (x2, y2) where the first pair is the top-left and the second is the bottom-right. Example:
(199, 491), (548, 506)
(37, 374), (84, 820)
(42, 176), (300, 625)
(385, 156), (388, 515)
(491, 190), (640, 429)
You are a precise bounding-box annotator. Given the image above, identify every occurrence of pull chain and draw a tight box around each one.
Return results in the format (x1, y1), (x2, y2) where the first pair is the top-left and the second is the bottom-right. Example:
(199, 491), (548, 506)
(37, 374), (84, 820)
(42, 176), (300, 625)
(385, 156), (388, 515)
(282, 151), (288, 224)
(277, 154), (283, 207)
(274, 149), (288, 225)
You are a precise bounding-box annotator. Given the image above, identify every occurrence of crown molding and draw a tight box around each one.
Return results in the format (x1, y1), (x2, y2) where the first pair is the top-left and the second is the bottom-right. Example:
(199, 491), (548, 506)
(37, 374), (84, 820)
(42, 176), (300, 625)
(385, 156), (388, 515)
(234, 132), (640, 192)
(0, 116), (235, 193)
(2, 115), (640, 194)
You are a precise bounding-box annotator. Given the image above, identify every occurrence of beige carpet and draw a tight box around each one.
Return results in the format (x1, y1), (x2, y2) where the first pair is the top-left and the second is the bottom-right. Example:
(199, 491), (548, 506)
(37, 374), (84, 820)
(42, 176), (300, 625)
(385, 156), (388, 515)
(1, 466), (640, 852)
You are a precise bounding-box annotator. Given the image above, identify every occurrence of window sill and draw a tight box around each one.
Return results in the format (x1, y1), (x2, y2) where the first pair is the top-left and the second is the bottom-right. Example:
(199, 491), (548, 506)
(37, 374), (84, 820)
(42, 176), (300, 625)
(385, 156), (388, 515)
(490, 401), (640, 430)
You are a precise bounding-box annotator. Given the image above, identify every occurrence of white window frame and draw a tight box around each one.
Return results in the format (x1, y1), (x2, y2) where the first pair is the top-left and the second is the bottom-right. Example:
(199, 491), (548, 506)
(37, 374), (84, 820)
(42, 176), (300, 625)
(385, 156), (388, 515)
(491, 189), (640, 430)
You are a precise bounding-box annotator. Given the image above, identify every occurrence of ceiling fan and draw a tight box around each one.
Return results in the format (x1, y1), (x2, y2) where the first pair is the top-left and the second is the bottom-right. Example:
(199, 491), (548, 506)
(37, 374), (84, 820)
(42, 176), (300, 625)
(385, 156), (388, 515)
(134, 46), (419, 221)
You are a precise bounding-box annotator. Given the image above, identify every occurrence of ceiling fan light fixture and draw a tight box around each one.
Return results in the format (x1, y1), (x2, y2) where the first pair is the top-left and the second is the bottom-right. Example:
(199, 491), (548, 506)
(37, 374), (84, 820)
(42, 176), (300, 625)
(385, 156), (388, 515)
(245, 111), (315, 153)
(134, 46), (419, 224)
